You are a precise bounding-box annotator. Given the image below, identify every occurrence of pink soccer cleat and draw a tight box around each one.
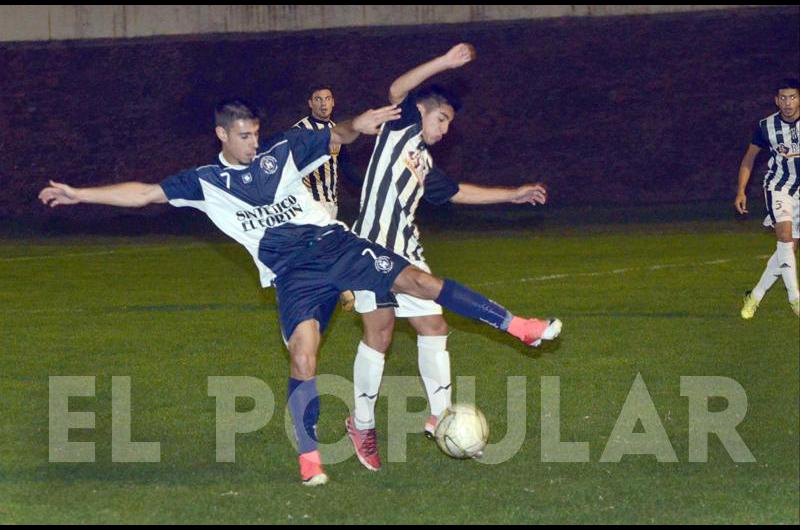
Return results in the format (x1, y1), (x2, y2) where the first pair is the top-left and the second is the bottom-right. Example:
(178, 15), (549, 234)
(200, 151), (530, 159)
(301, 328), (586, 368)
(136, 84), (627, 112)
(508, 317), (562, 347)
(345, 416), (381, 471)
(424, 415), (438, 439)
(299, 449), (328, 486)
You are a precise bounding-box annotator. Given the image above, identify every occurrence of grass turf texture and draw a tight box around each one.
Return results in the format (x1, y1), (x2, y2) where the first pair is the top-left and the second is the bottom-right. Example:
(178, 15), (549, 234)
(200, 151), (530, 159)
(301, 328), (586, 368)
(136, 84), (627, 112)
(1, 217), (798, 523)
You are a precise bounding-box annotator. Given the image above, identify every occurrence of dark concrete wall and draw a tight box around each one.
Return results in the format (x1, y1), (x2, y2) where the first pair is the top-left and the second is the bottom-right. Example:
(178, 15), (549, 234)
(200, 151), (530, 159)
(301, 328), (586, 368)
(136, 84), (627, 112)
(1, 7), (797, 227)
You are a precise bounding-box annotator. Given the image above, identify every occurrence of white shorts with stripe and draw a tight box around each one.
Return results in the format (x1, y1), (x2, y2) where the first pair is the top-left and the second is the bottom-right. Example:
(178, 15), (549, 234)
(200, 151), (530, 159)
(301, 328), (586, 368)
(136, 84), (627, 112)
(353, 259), (443, 317)
(762, 188), (800, 239)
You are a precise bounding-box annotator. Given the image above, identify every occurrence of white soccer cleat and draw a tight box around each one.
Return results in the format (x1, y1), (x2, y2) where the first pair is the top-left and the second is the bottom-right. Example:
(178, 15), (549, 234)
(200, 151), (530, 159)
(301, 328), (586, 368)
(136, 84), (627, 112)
(302, 473), (329, 487)
(530, 318), (562, 347)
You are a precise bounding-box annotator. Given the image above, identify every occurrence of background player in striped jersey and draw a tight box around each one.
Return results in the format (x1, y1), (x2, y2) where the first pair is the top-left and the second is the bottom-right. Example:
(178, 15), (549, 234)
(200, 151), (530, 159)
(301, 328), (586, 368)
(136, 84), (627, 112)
(39, 99), (561, 486)
(345, 43), (559, 471)
(736, 77), (800, 318)
(293, 85), (361, 310)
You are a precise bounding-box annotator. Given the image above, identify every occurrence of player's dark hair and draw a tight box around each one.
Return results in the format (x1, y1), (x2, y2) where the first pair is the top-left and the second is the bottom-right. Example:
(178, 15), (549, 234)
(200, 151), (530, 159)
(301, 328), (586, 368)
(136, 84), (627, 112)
(308, 84), (334, 99)
(415, 84), (462, 113)
(215, 99), (258, 130)
(776, 77), (800, 92)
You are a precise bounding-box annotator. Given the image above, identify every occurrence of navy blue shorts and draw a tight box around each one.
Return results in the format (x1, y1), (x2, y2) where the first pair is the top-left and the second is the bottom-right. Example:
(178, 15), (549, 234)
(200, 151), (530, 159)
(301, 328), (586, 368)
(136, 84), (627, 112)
(274, 228), (411, 340)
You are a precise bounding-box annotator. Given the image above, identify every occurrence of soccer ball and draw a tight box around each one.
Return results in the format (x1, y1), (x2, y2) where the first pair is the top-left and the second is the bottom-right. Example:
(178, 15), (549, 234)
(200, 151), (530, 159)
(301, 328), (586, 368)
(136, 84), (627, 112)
(434, 403), (489, 459)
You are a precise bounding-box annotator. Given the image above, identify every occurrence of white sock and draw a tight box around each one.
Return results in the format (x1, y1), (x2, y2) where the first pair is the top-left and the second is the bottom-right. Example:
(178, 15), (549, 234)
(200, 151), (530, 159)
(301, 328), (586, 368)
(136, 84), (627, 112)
(417, 335), (452, 419)
(752, 251), (781, 302)
(776, 241), (800, 302)
(353, 341), (385, 430)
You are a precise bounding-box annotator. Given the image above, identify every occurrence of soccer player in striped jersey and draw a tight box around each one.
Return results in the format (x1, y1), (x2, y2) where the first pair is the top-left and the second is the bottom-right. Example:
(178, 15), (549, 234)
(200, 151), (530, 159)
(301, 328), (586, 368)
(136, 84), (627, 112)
(736, 77), (800, 318)
(293, 85), (360, 311)
(39, 98), (563, 486)
(345, 43), (561, 472)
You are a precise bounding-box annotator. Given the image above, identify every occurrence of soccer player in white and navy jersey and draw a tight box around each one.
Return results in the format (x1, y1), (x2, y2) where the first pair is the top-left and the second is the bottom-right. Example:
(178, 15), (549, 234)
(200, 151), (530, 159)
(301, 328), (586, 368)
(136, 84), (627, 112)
(736, 77), (800, 319)
(344, 43), (561, 472)
(40, 98), (562, 486)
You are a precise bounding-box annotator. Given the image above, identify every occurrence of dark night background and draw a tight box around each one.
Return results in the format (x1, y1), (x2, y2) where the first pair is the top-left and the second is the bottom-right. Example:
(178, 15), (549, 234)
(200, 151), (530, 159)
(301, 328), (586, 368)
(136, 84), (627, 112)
(0, 6), (797, 234)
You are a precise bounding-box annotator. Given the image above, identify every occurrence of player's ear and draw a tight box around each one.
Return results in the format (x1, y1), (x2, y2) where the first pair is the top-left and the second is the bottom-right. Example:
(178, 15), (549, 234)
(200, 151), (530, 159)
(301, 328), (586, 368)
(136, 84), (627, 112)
(416, 102), (427, 117)
(215, 126), (228, 144)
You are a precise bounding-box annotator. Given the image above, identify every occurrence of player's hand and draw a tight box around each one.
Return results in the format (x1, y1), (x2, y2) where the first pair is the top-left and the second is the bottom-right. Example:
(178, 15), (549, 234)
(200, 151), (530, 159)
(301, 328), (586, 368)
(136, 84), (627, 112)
(353, 104), (402, 135)
(734, 192), (748, 214)
(511, 183), (548, 206)
(442, 43), (476, 69)
(39, 180), (81, 207)
(339, 290), (356, 312)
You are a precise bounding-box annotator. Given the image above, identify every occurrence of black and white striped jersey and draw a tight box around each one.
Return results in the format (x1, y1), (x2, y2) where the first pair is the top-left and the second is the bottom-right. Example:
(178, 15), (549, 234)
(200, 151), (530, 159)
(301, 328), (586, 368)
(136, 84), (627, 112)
(352, 94), (459, 264)
(752, 112), (800, 197)
(293, 115), (341, 208)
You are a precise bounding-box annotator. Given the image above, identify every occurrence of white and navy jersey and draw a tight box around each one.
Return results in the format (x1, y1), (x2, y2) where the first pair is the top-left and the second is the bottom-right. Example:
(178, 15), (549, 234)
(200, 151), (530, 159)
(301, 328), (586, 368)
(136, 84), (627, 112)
(293, 115), (341, 209)
(352, 94), (459, 264)
(752, 112), (800, 197)
(160, 127), (344, 287)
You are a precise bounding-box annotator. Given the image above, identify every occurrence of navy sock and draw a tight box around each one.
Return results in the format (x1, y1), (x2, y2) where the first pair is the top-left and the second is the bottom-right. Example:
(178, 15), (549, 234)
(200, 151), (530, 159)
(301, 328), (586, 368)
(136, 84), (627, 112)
(288, 377), (320, 454)
(435, 279), (513, 330)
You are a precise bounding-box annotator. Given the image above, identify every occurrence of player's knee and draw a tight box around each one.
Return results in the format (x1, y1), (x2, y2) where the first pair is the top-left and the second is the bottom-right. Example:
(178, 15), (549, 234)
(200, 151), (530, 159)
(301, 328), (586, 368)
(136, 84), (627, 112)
(363, 328), (393, 353)
(412, 316), (448, 336)
(289, 349), (317, 379)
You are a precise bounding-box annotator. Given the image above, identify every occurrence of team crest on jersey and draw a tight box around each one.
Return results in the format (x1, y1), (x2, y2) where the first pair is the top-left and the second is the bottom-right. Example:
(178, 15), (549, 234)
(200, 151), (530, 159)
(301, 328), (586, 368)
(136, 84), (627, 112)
(375, 255), (394, 274)
(405, 149), (431, 183)
(241, 173), (253, 184)
(260, 156), (279, 175)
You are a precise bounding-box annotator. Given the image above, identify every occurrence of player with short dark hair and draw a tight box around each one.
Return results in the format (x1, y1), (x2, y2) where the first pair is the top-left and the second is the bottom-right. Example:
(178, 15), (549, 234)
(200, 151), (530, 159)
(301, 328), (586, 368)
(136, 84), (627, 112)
(39, 100), (561, 486)
(345, 43), (559, 472)
(292, 85), (360, 311)
(736, 77), (800, 318)
(212, 98), (261, 168)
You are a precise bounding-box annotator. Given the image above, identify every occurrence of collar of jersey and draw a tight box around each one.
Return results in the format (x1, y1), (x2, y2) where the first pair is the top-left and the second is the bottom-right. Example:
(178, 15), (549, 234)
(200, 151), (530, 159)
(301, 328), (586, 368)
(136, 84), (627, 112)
(218, 152), (248, 171)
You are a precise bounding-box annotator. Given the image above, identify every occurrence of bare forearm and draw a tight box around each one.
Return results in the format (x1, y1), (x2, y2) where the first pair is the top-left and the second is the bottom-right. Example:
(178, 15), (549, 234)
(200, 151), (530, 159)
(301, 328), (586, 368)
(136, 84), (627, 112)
(330, 120), (359, 147)
(78, 182), (167, 207)
(737, 144), (760, 194)
(737, 167), (752, 195)
(389, 56), (450, 104)
(451, 184), (517, 205)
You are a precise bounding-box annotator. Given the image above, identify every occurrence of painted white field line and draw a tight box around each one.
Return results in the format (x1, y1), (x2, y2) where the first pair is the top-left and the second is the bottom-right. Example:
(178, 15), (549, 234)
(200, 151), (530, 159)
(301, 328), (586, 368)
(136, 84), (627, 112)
(472, 255), (771, 287)
(0, 242), (211, 263)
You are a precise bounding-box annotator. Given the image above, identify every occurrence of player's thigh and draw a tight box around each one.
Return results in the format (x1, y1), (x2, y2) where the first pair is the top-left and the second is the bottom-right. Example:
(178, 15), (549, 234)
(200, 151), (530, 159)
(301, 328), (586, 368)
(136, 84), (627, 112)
(331, 235), (410, 296)
(276, 268), (339, 342)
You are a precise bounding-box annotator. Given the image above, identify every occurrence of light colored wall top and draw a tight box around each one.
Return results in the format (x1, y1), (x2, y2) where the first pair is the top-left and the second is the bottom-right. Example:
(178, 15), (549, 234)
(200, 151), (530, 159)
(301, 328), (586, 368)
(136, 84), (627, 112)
(0, 5), (757, 43)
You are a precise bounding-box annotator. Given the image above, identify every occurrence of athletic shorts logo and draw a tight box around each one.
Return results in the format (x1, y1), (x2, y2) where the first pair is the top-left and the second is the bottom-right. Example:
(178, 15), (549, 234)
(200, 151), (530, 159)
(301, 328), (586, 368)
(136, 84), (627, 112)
(362, 248), (394, 274)
(241, 173), (253, 184)
(260, 156), (278, 175)
(375, 255), (394, 274)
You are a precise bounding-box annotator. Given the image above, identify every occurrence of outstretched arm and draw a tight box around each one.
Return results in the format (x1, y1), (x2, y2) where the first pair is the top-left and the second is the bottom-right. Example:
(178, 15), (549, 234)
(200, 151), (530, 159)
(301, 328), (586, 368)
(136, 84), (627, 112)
(451, 183), (548, 206)
(734, 144), (761, 214)
(39, 180), (168, 208)
(388, 43), (475, 105)
(329, 104), (401, 148)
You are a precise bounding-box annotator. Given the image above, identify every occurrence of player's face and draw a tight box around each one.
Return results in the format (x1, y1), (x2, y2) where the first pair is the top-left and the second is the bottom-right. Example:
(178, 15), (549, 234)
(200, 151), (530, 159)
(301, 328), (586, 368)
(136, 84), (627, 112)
(418, 102), (455, 146)
(309, 89), (335, 121)
(217, 119), (260, 165)
(775, 88), (800, 121)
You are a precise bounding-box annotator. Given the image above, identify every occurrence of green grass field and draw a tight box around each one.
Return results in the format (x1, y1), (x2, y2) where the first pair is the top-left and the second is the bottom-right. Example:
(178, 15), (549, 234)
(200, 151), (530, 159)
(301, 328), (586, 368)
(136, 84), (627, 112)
(1, 216), (798, 523)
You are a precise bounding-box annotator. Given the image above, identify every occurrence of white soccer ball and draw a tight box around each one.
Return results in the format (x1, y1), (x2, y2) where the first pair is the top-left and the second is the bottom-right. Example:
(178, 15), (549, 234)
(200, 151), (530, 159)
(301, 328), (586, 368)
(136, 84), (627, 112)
(434, 403), (489, 459)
